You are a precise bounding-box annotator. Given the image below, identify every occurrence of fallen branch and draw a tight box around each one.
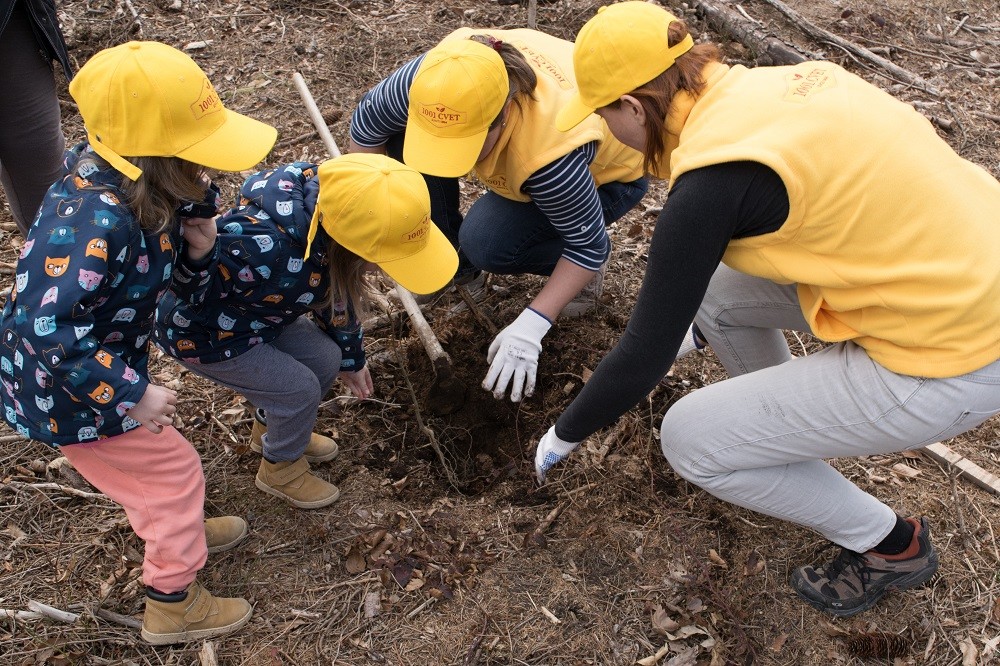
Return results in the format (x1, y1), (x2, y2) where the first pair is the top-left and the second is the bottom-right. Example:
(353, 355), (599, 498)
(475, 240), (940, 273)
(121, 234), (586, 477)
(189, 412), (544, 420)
(3, 481), (110, 501)
(695, 0), (812, 65)
(455, 283), (498, 335)
(27, 600), (79, 623)
(523, 501), (568, 548)
(754, 0), (940, 94)
(94, 607), (143, 629)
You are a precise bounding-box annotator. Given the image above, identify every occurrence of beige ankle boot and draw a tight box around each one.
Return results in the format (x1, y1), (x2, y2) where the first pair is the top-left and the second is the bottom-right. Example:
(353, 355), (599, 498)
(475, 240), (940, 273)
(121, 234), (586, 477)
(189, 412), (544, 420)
(255, 457), (340, 509)
(205, 516), (249, 554)
(249, 409), (339, 463)
(141, 580), (252, 645)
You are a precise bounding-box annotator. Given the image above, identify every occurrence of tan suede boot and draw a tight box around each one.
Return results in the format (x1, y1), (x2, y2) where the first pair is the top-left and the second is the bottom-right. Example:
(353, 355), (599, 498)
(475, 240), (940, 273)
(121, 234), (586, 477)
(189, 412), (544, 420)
(141, 580), (252, 645)
(255, 457), (340, 509)
(205, 516), (249, 555)
(249, 408), (339, 463)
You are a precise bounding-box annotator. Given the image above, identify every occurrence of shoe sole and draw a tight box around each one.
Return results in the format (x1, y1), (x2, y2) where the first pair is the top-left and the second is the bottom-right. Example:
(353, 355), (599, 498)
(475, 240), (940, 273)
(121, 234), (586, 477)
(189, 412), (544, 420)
(254, 477), (341, 509)
(249, 442), (339, 464)
(140, 605), (252, 645)
(206, 522), (250, 555)
(792, 557), (940, 617)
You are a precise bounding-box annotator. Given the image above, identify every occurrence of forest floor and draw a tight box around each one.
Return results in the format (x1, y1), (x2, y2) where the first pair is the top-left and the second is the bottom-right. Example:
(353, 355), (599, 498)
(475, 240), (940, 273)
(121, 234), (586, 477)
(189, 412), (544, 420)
(1, 0), (998, 664)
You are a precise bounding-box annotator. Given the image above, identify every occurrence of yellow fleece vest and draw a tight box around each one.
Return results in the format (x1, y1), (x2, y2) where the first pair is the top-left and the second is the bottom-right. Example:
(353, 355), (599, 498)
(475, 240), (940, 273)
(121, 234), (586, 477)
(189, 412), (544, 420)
(668, 61), (1000, 377)
(444, 28), (644, 201)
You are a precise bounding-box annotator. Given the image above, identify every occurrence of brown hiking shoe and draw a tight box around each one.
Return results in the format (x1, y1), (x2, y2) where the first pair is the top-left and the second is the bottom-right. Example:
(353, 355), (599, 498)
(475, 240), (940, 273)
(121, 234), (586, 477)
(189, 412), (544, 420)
(141, 580), (252, 645)
(205, 516), (249, 555)
(791, 517), (938, 617)
(249, 409), (339, 463)
(255, 457), (340, 509)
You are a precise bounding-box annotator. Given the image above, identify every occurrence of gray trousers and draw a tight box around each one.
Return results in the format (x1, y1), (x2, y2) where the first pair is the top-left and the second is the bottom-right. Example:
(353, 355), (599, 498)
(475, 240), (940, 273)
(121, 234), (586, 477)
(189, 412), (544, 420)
(0, 4), (65, 235)
(178, 317), (342, 462)
(661, 264), (1000, 552)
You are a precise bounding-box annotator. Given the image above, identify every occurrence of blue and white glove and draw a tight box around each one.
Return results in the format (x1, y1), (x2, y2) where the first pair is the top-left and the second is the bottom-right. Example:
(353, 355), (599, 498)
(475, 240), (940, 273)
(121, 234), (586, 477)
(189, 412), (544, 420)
(534, 426), (580, 484)
(483, 308), (551, 402)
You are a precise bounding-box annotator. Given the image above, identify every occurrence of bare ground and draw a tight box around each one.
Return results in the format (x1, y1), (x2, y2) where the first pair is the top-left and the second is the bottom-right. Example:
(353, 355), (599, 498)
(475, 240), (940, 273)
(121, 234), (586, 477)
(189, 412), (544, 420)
(1, 0), (999, 664)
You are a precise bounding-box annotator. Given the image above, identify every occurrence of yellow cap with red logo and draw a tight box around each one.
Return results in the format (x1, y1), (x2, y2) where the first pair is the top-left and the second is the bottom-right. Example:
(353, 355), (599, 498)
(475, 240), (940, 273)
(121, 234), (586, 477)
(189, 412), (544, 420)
(69, 41), (277, 181)
(403, 39), (509, 178)
(556, 2), (694, 132)
(306, 154), (458, 295)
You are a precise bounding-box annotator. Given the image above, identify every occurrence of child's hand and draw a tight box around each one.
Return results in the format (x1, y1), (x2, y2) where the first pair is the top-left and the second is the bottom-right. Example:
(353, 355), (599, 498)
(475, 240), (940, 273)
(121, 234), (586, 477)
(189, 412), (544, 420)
(181, 217), (217, 262)
(128, 383), (178, 434)
(339, 366), (373, 400)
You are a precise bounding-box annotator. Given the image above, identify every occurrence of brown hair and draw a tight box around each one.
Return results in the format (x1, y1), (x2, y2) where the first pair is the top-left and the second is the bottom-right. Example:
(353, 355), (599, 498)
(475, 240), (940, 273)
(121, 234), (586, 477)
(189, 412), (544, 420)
(467, 34), (537, 122)
(606, 21), (720, 174)
(323, 238), (377, 321)
(122, 156), (206, 233)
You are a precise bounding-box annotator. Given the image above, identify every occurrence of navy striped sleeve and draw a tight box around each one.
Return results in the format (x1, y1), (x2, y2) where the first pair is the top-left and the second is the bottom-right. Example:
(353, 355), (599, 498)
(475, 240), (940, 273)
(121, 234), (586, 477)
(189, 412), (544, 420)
(522, 143), (609, 271)
(349, 56), (425, 148)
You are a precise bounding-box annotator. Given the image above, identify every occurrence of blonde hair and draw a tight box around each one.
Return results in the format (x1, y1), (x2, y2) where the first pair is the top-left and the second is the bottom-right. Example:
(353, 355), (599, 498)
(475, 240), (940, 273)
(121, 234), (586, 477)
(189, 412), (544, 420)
(605, 20), (720, 174)
(122, 156), (206, 233)
(467, 34), (537, 121)
(323, 237), (377, 321)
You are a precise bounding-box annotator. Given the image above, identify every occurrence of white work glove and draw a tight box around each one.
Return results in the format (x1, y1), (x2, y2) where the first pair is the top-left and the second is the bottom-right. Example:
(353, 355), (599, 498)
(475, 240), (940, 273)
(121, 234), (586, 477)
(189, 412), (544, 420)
(534, 426), (580, 484)
(483, 308), (551, 402)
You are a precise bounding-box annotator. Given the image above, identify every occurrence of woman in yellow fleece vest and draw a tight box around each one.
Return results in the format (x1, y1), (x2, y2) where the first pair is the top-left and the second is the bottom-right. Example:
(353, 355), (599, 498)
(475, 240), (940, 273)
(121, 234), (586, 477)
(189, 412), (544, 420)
(348, 28), (647, 403)
(537, 2), (1000, 618)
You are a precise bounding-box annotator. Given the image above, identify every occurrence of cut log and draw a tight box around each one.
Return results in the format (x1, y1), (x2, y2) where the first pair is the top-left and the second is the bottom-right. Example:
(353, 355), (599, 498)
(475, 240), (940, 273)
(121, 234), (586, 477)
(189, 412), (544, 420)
(694, 0), (812, 64)
(921, 442), (1000, 496)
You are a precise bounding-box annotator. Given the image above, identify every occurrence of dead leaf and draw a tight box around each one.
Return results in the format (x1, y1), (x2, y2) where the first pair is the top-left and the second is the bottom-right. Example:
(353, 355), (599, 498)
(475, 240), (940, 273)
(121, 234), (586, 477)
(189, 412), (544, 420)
(960, 636), (978, 666)
(363, 591), (381, 618)
(651, 605), (681, 635)
(991, 598), (1000, 626)
(770, 633), (788, 652)
(581, 367), (593, 383)
(183, 40), (213, 50)
(891, 463), (921, 479)
(743, 551), (765, 576)
(345, 544), (367, 574)
(391, 560), (414, 588)
(708, 549), (728, 569)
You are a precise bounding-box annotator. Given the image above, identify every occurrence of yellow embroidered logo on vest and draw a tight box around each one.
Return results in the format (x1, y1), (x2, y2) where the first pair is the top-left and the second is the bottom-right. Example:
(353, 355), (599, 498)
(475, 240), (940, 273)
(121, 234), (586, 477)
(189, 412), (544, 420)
(783, 67), (836, 103)
(190, 79), (223, 119)
(521, 47), (573, 90)
(417, 102), (467, 127)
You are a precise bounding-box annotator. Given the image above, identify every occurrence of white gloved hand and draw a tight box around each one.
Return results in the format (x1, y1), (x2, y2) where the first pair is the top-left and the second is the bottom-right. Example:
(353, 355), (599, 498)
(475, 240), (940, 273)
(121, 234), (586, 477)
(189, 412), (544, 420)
(534, 426), (580, 484)
(483, 308), (551, 402)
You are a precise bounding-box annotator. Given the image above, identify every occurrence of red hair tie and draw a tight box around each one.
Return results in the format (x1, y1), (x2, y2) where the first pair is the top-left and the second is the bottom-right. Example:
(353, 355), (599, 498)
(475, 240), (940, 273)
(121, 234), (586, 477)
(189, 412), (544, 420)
(486, 36), (504, 52)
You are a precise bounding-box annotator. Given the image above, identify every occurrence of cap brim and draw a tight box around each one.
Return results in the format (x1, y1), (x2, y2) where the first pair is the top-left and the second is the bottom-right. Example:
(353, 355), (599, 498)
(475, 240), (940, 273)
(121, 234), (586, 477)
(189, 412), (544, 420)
(403, 121), (486, 178)
(177, 109), (277, 172)
(555, 95), (596, 132)
(379, 221), (459, 295)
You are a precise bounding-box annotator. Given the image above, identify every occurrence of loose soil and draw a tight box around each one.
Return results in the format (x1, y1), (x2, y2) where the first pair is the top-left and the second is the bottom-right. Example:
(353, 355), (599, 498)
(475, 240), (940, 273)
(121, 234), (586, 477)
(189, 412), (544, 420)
(1, 1), (998, 664)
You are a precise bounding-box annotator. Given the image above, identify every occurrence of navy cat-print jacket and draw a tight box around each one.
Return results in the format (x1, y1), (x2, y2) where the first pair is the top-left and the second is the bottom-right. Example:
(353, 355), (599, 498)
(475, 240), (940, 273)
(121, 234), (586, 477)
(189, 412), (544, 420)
(0, 144), (212, 446)
(153, 162), (365, 370)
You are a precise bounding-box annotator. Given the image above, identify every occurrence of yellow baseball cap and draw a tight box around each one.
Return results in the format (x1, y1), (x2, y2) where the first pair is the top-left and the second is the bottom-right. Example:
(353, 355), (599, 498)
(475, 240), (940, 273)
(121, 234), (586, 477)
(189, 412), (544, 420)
(69, 41), (277, 181)
(556, 2), (694, 132)
(306, 154), (459, 295)
(403, 39), (509, 178)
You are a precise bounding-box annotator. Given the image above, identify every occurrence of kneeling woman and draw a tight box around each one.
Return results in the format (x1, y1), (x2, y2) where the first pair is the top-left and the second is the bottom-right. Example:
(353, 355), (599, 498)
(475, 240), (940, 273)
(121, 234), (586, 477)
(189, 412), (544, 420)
(155, 154), (457, 509)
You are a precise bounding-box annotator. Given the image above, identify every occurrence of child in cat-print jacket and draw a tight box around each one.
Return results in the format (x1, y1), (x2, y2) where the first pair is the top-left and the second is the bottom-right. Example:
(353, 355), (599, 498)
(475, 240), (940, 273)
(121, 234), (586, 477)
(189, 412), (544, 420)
(155, 154), (458, 510)
(0, 41), (277, 645)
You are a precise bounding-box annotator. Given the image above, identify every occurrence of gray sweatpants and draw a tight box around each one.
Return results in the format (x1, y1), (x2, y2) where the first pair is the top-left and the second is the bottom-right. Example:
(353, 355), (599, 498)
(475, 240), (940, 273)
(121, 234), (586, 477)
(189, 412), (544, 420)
(177, 317), (343, 462)
(0, 4), (66, 236)
(661, 264), (1000, 552)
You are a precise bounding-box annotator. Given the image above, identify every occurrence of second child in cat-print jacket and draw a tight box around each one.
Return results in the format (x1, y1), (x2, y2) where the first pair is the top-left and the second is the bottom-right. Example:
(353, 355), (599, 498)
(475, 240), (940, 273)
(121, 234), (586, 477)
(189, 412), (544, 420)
(154, 162), (364, 370)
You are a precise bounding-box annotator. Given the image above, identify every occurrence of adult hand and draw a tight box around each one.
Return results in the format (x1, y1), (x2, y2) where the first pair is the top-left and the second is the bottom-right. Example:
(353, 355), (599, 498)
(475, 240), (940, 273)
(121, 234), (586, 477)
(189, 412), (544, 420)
(128, 383), (178, 434)
(483, 308), (551, 402)
(340, 366), (374, 400)
(181, 216), (218, 263)
(534, 426), (580, 484)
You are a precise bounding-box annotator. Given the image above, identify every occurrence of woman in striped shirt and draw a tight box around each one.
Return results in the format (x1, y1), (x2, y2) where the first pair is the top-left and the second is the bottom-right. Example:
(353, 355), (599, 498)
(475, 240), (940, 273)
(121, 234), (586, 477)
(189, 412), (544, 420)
(349, 28), (647, 403)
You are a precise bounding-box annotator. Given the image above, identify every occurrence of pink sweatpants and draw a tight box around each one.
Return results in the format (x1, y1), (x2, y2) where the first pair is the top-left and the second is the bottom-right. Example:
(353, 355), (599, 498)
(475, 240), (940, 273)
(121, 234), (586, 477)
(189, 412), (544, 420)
(60, 426), (207, 593)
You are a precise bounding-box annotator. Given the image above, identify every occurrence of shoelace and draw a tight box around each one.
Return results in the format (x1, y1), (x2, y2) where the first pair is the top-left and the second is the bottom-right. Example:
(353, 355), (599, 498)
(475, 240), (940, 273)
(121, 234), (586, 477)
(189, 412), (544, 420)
(822, 547), (871, 590)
